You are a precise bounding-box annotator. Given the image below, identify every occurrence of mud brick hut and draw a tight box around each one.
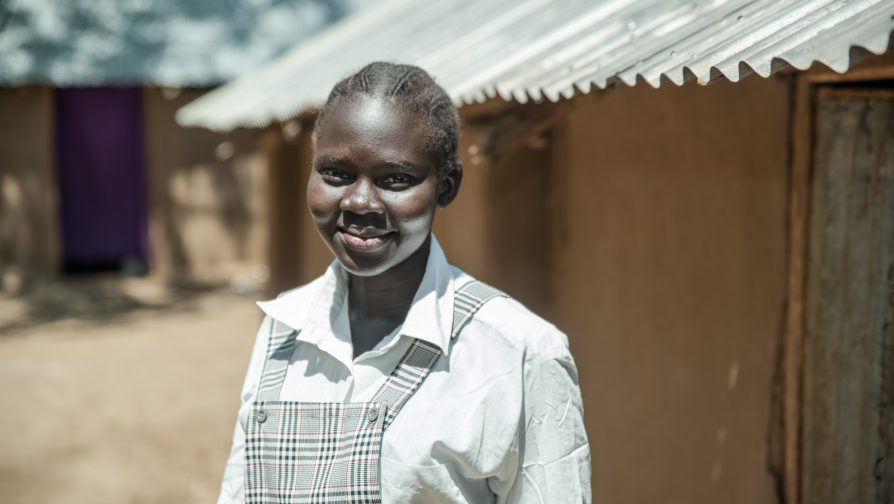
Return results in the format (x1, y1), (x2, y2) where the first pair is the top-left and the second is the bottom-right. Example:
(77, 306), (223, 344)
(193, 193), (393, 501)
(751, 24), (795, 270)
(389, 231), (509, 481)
(0, 0), (372, 291)
(178, 0), (894, 502)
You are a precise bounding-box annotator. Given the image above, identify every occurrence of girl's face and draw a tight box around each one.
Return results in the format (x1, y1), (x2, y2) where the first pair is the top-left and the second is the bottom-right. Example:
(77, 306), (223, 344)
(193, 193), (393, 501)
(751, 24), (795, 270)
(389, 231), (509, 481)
(308, 96), (454, 277)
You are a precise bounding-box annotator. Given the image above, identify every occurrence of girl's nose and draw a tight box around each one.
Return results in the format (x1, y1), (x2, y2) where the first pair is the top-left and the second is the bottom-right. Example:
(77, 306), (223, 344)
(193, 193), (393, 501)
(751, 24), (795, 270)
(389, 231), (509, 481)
(340, 177), (383, 214)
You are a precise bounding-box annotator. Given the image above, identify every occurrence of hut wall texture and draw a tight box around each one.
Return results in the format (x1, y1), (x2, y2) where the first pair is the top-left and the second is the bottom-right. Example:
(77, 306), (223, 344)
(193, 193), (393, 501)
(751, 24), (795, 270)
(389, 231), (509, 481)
(142, 88), (268, 287)
(435, 124), (501, 286)
(263, 121), (333, 295)
(549, 76), (790, 503)
(0, 87), (59, 292)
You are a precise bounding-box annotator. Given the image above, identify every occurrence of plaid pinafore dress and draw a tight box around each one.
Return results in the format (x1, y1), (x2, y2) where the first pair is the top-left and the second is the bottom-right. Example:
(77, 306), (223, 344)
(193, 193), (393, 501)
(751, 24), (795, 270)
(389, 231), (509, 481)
(244, 281), (506, 503)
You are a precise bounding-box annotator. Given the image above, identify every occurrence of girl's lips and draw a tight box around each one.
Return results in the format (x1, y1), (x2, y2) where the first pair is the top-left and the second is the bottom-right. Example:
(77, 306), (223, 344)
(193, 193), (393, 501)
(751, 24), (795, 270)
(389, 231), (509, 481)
(336, 229), (396, 252)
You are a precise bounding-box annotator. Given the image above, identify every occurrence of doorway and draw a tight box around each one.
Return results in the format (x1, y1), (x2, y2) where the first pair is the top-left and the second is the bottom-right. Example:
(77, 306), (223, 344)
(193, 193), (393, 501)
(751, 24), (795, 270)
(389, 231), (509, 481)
(55, 87), (149, 273)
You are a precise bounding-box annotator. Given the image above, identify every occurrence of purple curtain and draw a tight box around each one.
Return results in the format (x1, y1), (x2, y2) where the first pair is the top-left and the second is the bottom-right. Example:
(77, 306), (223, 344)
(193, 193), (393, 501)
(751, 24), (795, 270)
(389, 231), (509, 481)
(55, 87), (149, 270)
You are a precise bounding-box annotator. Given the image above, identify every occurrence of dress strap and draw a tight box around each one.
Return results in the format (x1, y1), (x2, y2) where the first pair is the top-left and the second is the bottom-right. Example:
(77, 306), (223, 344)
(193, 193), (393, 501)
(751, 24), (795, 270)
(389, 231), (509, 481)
(256, 319), (298, 402)
(451, 280), (506, 339)
(372, 280), (507, 429)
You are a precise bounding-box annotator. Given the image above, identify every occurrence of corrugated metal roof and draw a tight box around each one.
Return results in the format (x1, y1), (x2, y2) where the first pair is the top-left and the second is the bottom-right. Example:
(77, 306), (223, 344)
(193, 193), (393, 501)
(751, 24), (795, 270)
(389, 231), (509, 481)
(0, 0), (374, 86)
(176, 0), (894, 131)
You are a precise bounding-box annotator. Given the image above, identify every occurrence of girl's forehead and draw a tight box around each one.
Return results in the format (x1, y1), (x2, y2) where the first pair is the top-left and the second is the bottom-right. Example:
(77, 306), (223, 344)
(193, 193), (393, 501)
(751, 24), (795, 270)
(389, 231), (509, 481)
(315, 96), (433, 169)
(323, 96), (421, 132)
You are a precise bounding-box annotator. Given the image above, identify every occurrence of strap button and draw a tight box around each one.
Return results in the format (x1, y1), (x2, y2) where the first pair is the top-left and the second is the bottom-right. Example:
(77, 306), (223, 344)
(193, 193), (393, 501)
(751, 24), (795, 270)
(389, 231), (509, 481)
(255, 409), (267, 423)
(367, 407), (379, 423)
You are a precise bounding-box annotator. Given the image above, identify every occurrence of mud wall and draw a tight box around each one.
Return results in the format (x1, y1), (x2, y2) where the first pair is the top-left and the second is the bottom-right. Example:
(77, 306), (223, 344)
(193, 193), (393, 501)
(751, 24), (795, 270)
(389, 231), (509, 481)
(143, 88), (268, 288)
(549, 76), (790, 503)
(0, 87), (270, 291)
(0, 87), (59, 292)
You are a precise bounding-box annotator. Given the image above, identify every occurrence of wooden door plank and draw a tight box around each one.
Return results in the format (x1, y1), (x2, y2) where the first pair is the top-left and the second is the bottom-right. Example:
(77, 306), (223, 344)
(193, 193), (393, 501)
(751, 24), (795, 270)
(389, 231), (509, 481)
(802, 91), (894, 504)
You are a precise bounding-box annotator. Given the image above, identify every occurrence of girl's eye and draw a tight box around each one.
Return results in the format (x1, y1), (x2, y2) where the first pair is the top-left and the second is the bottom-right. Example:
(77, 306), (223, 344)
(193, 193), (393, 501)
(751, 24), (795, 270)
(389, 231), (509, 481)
(380, 173), (416, 188)
(318, 167), (354, 184)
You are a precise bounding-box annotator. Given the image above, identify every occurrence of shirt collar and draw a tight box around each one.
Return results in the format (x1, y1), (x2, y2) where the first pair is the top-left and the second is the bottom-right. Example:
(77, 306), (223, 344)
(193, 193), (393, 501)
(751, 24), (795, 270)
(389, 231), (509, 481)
(399, 235), (454, 355)
(256, 235), (455, 365)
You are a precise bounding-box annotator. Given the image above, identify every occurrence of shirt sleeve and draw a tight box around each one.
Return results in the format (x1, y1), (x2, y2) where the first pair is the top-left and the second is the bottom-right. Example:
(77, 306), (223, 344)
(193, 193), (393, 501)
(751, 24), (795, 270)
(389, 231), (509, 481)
(217, 315), (273, 504)
(505, 341), (592, 504)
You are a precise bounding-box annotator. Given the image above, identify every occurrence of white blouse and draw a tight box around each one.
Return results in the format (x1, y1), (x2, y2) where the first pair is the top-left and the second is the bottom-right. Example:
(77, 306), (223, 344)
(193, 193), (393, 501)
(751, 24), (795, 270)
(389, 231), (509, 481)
(217, 237), (591, 503)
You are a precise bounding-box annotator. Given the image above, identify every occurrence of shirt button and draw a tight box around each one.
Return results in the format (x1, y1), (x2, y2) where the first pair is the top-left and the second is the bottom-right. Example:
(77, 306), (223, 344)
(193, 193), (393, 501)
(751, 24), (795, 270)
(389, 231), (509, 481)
(367, 407), (379, 423)
(256, 409), (267, 423)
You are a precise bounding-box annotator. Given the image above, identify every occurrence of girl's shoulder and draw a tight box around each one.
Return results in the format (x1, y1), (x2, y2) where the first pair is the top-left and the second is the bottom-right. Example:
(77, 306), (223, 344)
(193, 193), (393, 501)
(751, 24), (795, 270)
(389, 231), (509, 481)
(451, 269), (571, 363)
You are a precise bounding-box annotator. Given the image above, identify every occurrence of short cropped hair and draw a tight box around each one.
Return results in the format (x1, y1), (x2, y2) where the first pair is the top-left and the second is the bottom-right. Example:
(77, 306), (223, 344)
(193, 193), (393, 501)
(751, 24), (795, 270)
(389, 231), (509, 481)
(315, 62), (461, 177)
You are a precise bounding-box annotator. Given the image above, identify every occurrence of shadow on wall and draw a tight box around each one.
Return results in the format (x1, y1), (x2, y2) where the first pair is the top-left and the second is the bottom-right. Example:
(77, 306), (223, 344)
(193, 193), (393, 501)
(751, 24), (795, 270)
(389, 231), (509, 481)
(0, 87), (58, 294)
(143, 87), (269, 290)
(0, 174), (42, 292)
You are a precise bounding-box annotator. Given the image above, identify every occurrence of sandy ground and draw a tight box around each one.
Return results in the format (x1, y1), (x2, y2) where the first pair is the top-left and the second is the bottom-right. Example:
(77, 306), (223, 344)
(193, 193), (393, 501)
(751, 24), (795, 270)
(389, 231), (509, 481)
(0, 277), (262, 504)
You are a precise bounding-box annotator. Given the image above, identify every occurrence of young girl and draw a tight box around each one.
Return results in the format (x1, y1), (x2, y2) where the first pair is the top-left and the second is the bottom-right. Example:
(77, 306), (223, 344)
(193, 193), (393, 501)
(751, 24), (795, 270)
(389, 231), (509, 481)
(218, 62), (591, 503)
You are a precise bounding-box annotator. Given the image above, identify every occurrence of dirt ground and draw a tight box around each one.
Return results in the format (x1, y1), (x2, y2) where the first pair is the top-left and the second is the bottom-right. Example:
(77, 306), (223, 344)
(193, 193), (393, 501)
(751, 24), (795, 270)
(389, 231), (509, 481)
(0, 276), (262, 504)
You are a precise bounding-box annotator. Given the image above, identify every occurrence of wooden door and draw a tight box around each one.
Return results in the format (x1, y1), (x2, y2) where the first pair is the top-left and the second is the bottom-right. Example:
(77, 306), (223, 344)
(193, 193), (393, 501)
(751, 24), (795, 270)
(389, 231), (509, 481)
(801, 86), (894, 504)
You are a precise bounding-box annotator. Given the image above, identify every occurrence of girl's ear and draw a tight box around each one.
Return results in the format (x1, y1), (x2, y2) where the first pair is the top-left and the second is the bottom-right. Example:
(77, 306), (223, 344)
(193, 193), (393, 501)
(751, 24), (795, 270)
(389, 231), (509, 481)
(437, 163), (463, 208)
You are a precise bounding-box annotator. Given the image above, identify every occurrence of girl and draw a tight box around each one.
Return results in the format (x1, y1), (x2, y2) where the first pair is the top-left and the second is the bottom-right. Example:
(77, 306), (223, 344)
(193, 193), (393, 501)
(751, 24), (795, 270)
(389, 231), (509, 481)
(218, 62), (591, 503)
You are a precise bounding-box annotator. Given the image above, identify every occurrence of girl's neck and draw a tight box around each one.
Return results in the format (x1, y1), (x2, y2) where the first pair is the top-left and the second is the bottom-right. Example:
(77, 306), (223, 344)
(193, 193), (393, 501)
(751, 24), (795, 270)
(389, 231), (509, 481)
(347, 234), (431, 321)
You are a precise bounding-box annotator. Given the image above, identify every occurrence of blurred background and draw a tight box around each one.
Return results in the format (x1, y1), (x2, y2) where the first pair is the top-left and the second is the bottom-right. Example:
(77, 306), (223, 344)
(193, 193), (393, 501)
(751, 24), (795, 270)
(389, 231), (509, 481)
(1, 0), (892, 503)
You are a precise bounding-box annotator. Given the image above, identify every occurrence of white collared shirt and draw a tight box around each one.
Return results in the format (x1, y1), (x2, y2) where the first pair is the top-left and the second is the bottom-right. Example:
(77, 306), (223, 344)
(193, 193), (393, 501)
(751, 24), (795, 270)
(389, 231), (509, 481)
(218, 237), (591, 503)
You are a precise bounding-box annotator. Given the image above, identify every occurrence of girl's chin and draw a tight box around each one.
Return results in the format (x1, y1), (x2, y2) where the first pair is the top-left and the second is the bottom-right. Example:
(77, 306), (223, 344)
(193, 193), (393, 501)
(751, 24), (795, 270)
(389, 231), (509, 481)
(336, 257), (394, 277)
(331, 243), (396, 277)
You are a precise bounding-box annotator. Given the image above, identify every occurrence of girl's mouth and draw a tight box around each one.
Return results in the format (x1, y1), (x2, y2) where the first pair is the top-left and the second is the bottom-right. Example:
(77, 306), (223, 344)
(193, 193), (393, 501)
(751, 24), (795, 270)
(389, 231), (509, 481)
(336, 228), (396, 252)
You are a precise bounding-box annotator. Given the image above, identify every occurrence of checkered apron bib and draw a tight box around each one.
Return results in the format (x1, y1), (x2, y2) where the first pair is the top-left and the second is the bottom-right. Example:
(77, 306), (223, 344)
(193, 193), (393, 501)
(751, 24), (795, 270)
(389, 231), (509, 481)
(245, 281), (506, 504)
